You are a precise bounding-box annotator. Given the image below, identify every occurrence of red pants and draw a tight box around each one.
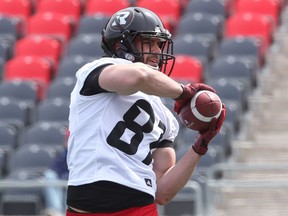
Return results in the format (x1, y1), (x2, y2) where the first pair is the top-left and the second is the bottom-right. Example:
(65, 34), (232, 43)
(66, 203), (158, 216)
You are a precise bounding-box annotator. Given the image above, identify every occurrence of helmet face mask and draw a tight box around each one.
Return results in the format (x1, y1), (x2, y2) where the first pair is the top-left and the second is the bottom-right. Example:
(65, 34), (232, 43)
(101, 7), (175, 76)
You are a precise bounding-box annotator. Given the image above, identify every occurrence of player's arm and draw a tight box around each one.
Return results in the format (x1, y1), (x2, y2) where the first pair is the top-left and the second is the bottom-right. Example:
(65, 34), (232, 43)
(99, 62), (183, 98)
(153, 106), (226, 204)
(152, 146), (201, 205)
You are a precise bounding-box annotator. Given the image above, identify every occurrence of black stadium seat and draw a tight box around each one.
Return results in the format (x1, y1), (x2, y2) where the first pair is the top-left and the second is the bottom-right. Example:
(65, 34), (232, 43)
(0, 122), (18, 153)
(176, 12), (224, 40)
(19, 122), (67, 152)
(46, 77), (76, 100)
(184, 0), (230, 18)
(7, 144), (56, 173)
(56, 55), (92, 79)
(35, 98), (70, 126)
(0, 97), (28, 132)
(77, 14), (110, 36)
(206, 56), (257, 93)
(218, 36), (264, 67)
(66, 34), (103, 58)
(173, 33), (217, 63)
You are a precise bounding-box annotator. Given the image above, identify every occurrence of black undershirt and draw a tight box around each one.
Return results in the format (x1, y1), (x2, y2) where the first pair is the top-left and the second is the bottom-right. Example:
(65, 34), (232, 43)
(67, 181), (154, 213)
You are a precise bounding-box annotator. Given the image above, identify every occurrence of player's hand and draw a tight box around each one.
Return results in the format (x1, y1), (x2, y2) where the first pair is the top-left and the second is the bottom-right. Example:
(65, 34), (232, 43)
(173, 83), (216, 114)
(192, 104), (226, 155)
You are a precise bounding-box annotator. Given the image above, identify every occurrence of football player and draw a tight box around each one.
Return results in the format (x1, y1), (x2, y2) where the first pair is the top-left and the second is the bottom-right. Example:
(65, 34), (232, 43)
(66, 6), (226, 216)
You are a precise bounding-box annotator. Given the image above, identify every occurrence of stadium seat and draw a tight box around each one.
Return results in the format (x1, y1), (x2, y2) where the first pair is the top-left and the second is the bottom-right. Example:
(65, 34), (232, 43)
(176, 141), (224, 168)
(0, 15), (25, 42)
(175, 12), (224, 40)
(222, 99), (242, 134)
(46, 77), (76, 100)
(37, 0), (83, 26)
(0, 0), (33, 24)
(0, 123), (18, 176)
(56, 55), (92, 79)
(15, 35), (63, 72)
(0, 79), (42, 103)
(19, 122), (67, 151)
(7, 144), (56, 173)
(169, 55), (203, 83)
(0, 80), (41, 122)
(27, 12), (74, 43)
(136, 0), (181, 22)
(218, 36), (265, 67)
(4, 56), (53, 87)
(35, 98), (70, 126)
(0, 40), (13, 62)
(173, 34), (217, 63)
(235, 0), (281, 26)
(0, 148), (7, 177)
(66, 34), (103, 58)
(174, 127), (198, 149)
(77, 14), (110, 36)
(0, 97), (29, 132)
(225, 13), (274, 51)
(0, 123), (18, 151)
(0, 59), (5, 79)
(184, 0), (231, 18)
(207, 56), (257, 93)
(85, 0), (130, 16)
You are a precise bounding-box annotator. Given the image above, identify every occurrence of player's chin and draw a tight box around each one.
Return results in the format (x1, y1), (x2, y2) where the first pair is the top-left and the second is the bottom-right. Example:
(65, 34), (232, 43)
(146, 62), (160, 70)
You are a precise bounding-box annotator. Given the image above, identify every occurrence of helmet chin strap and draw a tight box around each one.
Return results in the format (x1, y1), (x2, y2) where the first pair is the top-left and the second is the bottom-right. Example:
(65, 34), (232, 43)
(116, 43), (143, 63)
(117, 49), (136, 62)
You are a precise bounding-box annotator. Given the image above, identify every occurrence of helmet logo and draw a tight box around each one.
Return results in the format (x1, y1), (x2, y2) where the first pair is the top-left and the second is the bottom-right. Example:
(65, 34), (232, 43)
(112, 12), (130, 26)
(155, 26), (162, 33)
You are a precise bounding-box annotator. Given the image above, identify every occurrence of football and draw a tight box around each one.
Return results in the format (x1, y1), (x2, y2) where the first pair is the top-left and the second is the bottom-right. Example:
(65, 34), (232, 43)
(178, 90), (222, 132)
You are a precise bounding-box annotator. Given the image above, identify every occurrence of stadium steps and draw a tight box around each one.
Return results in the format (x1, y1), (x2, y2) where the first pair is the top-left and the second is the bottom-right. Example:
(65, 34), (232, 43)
(205, 21), (288, 216)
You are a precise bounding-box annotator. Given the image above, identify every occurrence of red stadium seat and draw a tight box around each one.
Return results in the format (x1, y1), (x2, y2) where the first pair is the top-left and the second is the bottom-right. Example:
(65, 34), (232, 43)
(4, 56), (53, 87)
(169, 55), (203, 83)
(15, 35), (63, 72)
(0, 0), (33, 23)
(37, 0), (83, 24)
(136, 0), (182, 22)
(27, 12), (74, 43)
(85, 0), (130, 16)
(225, 13), (274, 51)
(235, 0), (281, 25)
(158, 16), (176, 34)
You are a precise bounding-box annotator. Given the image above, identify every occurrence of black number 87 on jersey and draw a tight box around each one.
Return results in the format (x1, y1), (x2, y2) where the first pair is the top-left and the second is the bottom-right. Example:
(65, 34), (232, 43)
(106, 99), (166, 165)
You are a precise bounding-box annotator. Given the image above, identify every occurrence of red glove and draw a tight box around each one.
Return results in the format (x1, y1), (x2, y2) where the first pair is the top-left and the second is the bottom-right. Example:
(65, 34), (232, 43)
(174, 83), (216, 114)
(192, 104), (226, 155)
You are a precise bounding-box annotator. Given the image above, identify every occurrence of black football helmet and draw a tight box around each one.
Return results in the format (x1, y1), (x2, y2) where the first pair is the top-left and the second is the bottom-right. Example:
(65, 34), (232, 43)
(101, 7), (175, 76)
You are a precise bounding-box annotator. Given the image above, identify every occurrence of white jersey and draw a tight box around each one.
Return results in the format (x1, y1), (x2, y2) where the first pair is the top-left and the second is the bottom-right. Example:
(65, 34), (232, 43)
(67, 57), (179, 198)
